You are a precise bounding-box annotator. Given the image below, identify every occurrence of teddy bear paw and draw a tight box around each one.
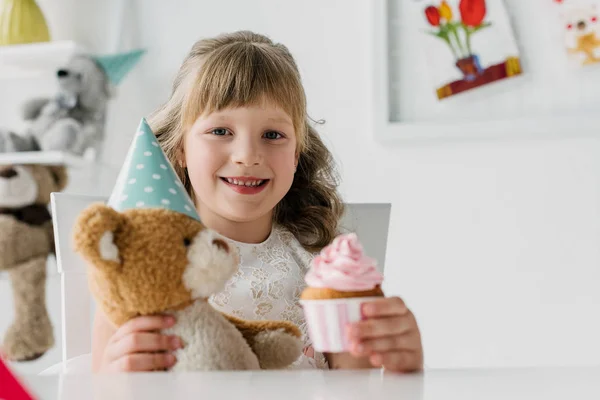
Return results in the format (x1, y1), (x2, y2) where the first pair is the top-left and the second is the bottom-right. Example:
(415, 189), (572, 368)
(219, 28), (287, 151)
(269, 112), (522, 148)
(2, 317), (55, 362)
(39, 119), (85, 155)
(251, 329), (304, 369)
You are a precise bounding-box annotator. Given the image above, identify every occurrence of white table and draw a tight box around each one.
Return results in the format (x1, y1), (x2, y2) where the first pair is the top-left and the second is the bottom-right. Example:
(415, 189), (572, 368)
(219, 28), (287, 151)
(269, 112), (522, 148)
(19, 367), (600, 400)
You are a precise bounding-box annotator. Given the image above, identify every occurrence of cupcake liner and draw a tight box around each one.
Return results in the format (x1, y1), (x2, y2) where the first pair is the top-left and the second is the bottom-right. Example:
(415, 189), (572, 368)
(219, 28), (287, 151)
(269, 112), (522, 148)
(299, 297), (381, 353)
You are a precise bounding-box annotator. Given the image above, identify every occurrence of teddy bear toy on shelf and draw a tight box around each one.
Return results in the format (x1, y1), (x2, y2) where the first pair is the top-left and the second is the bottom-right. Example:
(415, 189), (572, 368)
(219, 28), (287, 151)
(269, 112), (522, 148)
(0, 49), (145, 159)
(72, 118), (303, 371)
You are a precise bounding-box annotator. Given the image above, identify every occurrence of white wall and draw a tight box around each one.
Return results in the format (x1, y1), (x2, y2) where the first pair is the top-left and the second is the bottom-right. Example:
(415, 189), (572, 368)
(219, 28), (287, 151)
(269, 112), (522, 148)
(1, 0), (598, 371)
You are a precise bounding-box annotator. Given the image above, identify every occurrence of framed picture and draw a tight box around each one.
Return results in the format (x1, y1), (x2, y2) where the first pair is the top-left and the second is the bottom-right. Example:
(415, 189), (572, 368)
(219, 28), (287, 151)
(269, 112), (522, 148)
(416, 0), (522, 100)
(371, 0), (600, 142)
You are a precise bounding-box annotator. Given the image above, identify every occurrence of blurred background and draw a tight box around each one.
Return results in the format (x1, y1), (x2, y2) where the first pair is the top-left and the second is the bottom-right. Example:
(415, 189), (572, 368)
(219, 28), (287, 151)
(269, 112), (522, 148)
(0, 0), (599, 375)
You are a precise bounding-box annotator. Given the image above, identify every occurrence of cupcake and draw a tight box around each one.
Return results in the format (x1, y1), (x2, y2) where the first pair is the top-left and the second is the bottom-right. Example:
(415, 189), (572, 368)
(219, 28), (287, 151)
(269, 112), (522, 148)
(299, 233), (384, 353)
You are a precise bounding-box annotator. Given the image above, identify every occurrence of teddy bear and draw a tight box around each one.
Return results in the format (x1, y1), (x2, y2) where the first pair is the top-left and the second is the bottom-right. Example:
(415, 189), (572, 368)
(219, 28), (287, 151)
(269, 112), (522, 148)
(19, 54), (112, 157)
(563, 4), (600, 65)
(0, 163), (68, 361)
(0, 49), (145, 158)
(71, 118), (303, 371)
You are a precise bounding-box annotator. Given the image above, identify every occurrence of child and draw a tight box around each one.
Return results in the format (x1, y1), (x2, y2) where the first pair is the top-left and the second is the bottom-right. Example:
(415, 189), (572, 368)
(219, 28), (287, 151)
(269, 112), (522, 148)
(91, 31), (423, 373)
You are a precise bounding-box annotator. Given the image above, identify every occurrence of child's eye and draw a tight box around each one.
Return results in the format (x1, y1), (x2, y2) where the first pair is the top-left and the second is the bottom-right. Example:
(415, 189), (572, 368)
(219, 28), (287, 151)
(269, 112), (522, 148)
(264, 131), (282, 140)
(210, 128), (230, 136)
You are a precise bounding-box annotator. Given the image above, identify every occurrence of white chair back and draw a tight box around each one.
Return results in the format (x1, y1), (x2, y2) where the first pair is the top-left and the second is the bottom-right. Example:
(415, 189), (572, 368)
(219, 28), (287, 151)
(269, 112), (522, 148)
(50, 193), (105, 365)
(48, 192), (392, 371)
(339, 203), (391, 272)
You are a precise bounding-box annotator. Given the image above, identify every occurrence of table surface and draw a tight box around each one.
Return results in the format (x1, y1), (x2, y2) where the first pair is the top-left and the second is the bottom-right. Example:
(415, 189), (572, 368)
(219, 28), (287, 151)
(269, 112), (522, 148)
(18, 366), (600, 400)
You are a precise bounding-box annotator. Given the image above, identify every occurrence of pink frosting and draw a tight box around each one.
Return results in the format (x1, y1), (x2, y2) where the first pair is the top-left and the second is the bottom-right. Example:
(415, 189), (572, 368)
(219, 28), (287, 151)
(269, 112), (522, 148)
(305, 233), (383, 291)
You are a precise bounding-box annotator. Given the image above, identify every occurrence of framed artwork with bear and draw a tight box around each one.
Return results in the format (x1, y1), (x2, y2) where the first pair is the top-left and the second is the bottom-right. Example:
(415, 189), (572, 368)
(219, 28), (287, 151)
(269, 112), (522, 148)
(560, 0), (600, 67)
(371, 0), (600, 142)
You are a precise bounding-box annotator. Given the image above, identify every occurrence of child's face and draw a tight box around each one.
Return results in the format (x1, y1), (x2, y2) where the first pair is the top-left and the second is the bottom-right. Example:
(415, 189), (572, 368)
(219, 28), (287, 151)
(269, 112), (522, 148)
(184, 102), (298, 224)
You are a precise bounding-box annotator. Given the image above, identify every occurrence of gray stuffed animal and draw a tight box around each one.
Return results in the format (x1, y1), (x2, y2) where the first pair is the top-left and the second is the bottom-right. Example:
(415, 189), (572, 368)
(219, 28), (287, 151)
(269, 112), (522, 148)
(21, 55), (111, 158)
(0, 49), (145, 158)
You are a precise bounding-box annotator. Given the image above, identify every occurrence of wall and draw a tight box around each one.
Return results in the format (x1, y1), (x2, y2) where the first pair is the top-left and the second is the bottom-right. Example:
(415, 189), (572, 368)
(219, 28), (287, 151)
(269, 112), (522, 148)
(1, 0), (598, 371)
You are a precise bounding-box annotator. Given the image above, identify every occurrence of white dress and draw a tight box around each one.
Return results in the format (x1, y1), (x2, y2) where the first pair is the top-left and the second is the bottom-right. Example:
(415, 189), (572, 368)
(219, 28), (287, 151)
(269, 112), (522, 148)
(209, 224), (329, 369)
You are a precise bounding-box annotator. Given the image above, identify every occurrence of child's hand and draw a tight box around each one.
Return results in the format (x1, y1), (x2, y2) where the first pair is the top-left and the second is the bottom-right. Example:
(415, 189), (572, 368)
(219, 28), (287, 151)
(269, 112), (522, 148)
(347, 297), (423, 372)
(99, 315), (183, 372)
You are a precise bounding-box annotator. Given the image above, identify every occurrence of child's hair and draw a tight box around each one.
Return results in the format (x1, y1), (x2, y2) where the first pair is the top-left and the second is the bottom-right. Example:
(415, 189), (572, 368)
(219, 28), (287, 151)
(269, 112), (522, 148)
(148, 30), (344, 252)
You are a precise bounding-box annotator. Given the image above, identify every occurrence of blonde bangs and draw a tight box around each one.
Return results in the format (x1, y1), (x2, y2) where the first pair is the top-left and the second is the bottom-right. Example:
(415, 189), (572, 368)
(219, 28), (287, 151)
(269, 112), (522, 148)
(181, 42), (307, 150)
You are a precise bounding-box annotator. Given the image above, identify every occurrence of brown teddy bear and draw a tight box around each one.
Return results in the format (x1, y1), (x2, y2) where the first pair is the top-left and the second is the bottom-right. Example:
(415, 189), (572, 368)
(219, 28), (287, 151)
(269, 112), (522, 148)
(0, 163), (68, 361)
(72, 118), (303, 371)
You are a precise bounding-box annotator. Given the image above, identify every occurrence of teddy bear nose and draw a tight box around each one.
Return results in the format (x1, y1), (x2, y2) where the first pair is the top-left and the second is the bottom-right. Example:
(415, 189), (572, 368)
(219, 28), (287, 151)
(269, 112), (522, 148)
(578, 20), (587, 30)
(57, 69), (70, 78)
(212, 239), (229, 253)
(0, 168), (17, 179)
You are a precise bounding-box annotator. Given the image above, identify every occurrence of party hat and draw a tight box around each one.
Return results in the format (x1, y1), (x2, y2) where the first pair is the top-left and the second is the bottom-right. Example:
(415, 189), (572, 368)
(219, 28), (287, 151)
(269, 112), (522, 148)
(92, 49), (146, 85)
(107, 118), (200, 221)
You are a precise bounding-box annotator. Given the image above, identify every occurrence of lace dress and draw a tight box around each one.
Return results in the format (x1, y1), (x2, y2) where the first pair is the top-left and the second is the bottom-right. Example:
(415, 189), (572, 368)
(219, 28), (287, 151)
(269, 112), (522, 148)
(209, 225), (329, 369)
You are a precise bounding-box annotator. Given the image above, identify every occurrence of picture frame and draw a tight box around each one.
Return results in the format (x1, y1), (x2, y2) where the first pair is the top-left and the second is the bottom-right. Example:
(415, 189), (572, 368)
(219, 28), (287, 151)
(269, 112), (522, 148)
(370, 0), (600, 143)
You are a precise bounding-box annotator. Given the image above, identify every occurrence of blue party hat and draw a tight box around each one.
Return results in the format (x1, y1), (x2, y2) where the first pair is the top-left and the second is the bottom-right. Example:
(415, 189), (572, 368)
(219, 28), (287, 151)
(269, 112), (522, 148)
(92, 49), (146, 85)
(107, 118), (201, 221)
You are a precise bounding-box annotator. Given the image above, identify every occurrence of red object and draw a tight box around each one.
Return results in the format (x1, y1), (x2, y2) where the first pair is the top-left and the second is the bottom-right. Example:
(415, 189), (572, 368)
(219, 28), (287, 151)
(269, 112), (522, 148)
(567, 23), (573, 29)
(0, 357), (36, 400)
(592, 16), (598, 23)
(437, 58), (521, 100)
(459, 0), (487, 27)
(425, 6), (441, 26)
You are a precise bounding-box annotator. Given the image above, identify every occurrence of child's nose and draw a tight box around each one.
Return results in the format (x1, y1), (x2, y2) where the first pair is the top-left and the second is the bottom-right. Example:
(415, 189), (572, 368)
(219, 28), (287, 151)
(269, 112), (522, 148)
(231, 140), (263, 166)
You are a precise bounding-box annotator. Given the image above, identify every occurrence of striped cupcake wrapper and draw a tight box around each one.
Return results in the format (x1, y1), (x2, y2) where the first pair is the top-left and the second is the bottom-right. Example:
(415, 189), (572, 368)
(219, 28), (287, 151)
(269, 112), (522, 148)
(299, 297), (381, 353)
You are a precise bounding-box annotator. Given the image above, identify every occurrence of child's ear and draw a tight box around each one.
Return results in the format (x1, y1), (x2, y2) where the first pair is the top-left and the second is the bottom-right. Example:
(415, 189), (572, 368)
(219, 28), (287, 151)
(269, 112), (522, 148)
(73, 203), (125, 272)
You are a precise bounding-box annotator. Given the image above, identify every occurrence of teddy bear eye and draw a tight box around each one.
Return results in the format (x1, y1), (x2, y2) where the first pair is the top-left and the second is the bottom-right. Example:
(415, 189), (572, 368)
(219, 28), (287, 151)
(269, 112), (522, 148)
(183, 238), (192, 247)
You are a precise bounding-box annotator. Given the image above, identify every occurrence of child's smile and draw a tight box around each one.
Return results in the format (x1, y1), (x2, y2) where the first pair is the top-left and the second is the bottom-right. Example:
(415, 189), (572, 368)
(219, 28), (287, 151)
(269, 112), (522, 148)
(219, 176), (270, 195)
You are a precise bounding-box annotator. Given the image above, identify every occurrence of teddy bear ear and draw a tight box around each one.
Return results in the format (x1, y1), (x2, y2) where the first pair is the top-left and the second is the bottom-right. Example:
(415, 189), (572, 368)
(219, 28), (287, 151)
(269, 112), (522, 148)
(73, 203), (125, 271)
(48, 166), (68, 192)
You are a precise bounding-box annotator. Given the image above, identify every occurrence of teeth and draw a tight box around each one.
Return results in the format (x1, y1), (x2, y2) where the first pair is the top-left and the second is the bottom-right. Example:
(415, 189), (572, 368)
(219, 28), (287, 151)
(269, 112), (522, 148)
(225, 178), (264, 187)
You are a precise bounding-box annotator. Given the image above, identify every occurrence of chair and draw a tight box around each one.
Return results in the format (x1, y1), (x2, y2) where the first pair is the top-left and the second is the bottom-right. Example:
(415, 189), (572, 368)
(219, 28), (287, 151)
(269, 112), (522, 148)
(39, 193), (105, 374)
(41, 193), (392, 374)
(339, 203), (391, 272)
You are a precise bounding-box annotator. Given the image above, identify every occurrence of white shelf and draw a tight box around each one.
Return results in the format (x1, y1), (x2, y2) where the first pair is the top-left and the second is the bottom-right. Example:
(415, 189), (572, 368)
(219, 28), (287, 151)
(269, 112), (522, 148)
(0, 40), (85, 79)
(0, 151), (94, 168)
